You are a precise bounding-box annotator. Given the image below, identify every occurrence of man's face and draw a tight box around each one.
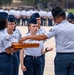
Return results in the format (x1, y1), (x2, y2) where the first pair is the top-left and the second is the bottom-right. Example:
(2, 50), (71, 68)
(28, 24), (38, 34)
(7, 22), (15, 31)
(53, 16), (62, 24)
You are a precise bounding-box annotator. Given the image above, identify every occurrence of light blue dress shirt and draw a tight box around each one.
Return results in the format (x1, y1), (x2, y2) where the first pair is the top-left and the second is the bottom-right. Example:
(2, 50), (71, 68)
(0, 30), (11, 53)
(45, 20), (74, 53)
(13, 29), (22, 40)
(24, 33), (44, 56)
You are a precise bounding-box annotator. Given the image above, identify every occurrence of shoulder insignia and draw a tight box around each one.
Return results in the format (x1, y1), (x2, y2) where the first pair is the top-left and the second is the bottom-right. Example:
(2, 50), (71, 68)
(49, 28), (55, 32)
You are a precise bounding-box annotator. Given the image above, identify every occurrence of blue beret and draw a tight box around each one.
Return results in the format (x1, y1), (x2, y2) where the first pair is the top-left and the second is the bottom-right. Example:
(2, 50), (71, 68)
(0, 12), (8, 20)
(8, 15), (16, 22)
(67, 12), (74, 19)
(52, 7), (65, 18)
(31, 13), (40, 18)
(28, 17), (37, 24)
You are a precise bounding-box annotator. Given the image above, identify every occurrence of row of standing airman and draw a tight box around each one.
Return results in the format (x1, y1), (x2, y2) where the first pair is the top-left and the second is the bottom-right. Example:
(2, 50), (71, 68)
(0, 8), (55, 26)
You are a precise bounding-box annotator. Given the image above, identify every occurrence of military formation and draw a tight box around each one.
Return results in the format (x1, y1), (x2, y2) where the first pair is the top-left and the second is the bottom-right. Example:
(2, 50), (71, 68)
(0, 6), (74, 75)
(0, 7), (54, 26)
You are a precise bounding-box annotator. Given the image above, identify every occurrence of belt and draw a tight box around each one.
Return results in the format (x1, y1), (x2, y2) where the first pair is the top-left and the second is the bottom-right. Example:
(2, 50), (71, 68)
(0, 52), (7, 55)
(57, 52), (74, 54)
(0, 52), (11, 55)
(26, 55), (41, 59)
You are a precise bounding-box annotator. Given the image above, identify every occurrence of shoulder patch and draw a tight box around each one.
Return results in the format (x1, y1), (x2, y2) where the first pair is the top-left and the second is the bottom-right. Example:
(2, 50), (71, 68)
(49, 28), (55, 32)
(4, 35), (10, 41)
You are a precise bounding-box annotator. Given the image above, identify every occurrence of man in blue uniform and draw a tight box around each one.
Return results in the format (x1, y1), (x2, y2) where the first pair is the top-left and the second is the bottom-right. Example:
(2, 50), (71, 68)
(19, 7), (74, 75)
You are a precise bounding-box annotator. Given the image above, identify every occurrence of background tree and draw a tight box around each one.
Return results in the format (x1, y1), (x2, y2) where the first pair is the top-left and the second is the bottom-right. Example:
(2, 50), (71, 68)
(22, 0), (64, 9)
(0, 0), (12, 6)
(23, 0), (35, 6)
(0, 0), (3, 6)
(4, 0), (12, 5)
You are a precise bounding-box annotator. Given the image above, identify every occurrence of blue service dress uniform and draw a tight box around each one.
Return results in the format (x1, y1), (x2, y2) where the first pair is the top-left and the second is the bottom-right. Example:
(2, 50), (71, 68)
(45, 20), (74, 75)
(5, 29), (19, 75)
(0, 30), (13, 75)
(23, 33), (44, 75)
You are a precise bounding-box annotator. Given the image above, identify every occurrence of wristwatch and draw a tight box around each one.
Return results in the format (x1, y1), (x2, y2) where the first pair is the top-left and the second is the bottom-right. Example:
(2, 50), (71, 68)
(45, 47), (48, 52)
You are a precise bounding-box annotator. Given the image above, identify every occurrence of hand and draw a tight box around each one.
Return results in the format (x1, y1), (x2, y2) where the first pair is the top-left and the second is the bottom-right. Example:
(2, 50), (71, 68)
(21, 65), (27, 71)
(19, 37), (27, 43)
(18, 39), (23, 44)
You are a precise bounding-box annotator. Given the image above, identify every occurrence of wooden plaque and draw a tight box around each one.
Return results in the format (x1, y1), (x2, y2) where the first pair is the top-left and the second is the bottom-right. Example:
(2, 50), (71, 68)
(12, 42), (39, 49)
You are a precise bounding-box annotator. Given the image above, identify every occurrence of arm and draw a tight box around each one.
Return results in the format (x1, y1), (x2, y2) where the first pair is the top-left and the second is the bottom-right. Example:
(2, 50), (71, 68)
(19, 34), (48, 43)
(20, 48), (27, 71)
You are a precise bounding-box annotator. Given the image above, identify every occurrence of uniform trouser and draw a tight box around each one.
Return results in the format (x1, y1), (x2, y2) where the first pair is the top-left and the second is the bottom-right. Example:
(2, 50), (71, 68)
(16, 18), (20, 26)
(25, 18), (28, 25)
(41, 18), (46, 26)
(43, 19), (46, 26)
(22, 18), (26, 26)
(0, 52), (13, 75)
(41, 54), (45, 75)
(16, 51), (20, 63)
(26, 18), (29, 25)
(23, 55), (43, 75)
(41, 18), (43, 26)
(54, 53), (74, 75)
(48, 19), (52, 26)
(12, 53), (19, 75)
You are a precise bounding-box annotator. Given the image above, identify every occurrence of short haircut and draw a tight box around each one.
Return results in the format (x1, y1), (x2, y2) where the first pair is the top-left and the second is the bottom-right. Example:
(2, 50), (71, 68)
(0, 19), (6, 30)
